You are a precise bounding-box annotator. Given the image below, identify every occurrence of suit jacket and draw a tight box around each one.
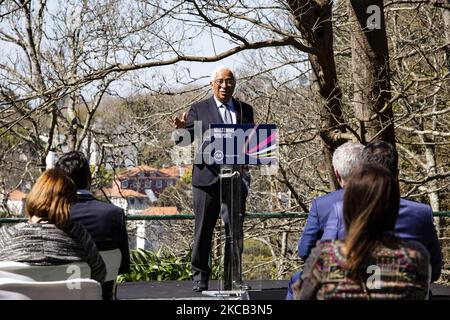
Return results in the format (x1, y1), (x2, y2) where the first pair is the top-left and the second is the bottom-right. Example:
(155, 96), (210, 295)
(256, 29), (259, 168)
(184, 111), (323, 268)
(70, 193), (130, 274)
(322, 198), (442, 282)
(181, 96), (254, 187)
(297, 189), (345, 260)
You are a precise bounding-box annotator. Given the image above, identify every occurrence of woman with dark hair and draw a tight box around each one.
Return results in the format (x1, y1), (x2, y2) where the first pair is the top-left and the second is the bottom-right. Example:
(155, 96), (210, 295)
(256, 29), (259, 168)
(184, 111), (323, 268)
(293, 163), (430, 299)
(0, 169), (106, 284)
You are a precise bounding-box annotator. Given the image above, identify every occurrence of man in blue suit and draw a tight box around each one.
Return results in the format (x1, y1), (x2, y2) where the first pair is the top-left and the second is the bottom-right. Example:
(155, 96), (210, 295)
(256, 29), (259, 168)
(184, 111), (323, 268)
(56, 151), (130, 300)
(297, 142), (365, 260)
(322, 140), (442, 282)
(285, 141), (364, 299)
(172, 66), (254, 292)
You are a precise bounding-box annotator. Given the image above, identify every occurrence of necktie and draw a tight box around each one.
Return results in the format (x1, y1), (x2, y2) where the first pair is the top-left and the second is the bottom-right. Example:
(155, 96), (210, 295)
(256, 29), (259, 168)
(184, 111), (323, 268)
(222, 104), (233, 124)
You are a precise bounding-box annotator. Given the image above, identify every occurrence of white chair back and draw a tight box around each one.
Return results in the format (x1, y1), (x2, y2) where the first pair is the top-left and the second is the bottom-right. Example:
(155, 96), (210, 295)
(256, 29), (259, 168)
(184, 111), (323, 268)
(0, 261), (91, 281)
(99, 249), (122, 282)
(0, 270), (36, 282)
(0, 290), (32, 300)
(0, 278), (102, 300)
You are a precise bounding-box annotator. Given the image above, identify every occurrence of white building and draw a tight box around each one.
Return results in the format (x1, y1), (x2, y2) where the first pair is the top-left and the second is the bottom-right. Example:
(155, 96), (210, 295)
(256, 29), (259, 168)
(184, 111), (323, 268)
(129, 206), (179, 251)
(0, 189), (27, 216)
(101, 188), (151, 214)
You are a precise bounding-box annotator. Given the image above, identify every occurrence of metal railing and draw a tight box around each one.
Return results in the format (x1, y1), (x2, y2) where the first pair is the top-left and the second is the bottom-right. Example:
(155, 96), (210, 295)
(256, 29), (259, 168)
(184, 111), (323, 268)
(1, 211), (449, 223)
(125, 211), (450, 221)
(1, 211), (449, 284)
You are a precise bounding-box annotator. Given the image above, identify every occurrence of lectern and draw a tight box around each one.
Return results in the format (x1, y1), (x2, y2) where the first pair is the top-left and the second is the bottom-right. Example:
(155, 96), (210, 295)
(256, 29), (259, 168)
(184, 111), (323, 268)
(202, 124), (277, 299)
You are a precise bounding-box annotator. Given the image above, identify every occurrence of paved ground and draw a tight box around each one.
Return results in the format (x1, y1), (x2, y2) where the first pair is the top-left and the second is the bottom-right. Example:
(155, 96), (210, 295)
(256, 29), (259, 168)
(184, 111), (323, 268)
(116, 280), (450, 300)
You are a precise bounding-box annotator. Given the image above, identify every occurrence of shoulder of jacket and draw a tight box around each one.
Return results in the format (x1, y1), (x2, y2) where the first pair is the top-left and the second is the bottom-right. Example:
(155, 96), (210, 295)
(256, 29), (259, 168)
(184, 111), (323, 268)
(0, 223), (21, 236)
(315, 189), (344, 203)
(73, 199), (124, 216)
(98, 202), (125, 216)
(400, 197), (432, 212)
(192, 97), (213, 108)
(236, 99), (253, 109)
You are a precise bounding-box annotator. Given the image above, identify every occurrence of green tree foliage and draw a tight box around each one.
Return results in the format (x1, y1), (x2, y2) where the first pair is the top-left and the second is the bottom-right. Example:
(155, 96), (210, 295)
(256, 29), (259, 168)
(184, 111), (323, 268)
(181, 170), (192, 185)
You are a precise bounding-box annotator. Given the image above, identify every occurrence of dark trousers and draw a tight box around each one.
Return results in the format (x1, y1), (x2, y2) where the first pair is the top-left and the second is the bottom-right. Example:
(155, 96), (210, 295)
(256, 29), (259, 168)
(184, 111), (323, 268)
(102, 280), (115, 300)
(191, 176), (247, 289)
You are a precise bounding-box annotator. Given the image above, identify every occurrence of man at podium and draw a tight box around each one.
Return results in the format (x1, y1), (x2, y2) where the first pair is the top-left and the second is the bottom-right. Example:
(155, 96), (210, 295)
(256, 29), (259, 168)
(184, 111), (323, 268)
(172, 66), (254, 292)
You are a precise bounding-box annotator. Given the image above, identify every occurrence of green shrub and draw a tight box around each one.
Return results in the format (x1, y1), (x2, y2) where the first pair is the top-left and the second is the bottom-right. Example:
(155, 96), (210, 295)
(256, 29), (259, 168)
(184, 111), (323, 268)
(117, 248), (223, 282)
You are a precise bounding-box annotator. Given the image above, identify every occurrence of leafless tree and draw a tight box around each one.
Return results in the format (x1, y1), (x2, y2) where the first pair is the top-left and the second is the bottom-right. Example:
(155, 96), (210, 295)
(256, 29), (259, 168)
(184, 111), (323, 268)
(1, 0), (448, 281)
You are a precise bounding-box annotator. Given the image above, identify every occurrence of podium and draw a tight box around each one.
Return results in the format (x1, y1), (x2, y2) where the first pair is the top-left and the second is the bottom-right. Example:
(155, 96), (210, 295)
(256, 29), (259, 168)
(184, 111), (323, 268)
(201, 124), (277, 299)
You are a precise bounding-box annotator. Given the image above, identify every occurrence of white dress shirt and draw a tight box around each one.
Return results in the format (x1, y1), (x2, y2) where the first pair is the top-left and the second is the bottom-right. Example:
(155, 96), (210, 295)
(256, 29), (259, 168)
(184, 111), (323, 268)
(213, 96), (236, 124)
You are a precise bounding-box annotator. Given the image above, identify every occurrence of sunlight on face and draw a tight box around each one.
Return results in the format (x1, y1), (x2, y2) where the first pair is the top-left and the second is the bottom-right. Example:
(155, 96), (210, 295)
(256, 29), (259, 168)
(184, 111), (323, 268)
(210, 69), (235, 103)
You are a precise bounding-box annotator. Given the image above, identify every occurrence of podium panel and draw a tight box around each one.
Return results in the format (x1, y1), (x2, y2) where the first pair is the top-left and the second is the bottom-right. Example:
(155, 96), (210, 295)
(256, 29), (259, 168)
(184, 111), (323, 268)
(201, 124), (277, 299)
(204, 124), (278, 166)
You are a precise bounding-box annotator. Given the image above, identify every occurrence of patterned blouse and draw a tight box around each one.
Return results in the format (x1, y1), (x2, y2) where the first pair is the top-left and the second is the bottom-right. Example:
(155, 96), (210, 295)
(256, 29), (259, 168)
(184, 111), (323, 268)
(0, 221), (106, 283)
(293, 237), (430, 300)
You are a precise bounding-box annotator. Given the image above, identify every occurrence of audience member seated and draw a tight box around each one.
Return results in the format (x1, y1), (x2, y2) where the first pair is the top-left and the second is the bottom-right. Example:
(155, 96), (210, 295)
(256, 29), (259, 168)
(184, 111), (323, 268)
(0, 169), (106, 284)
(55, 151), (130, 300)
(286, 141), (364, 299)
(292, 163), (430, 300)
(322, 140), (441, 282)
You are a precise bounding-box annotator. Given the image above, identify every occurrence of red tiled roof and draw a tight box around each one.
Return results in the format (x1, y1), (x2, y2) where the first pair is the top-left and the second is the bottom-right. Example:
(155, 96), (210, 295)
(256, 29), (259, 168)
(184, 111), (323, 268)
(159, 165), (191, 177)
(117, 165), (158, 179)
(101, 188), (147, 198)
(116, 165), (191, 180)
(140, 206), (178, 215)
(7, 190), (27, 200)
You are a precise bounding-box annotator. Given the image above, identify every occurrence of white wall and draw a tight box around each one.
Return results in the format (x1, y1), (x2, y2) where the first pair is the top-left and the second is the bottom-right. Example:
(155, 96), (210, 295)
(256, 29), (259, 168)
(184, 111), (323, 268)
(6, 199), (25, 216)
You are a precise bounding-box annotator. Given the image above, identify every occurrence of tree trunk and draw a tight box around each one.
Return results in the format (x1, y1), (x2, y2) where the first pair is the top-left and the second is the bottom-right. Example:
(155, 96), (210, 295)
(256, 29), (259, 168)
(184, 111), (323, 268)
(288, 0), (348, 190)
(442, 2), (450, 71)
(349, 0), (395, 145)
(418, 95), (441, 236)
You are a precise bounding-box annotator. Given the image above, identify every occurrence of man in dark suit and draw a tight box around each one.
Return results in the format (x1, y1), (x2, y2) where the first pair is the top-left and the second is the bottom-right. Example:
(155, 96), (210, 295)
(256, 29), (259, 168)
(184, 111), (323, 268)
(172, 66), (254, 292)
(322, 140), (442, 282)
(55, 151), (130, 300)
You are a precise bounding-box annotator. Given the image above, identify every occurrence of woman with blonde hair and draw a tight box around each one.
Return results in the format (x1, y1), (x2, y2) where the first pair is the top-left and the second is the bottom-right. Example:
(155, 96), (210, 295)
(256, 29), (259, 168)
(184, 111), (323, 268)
(293, 163), (430, 299)
(0, 168), (106, 283)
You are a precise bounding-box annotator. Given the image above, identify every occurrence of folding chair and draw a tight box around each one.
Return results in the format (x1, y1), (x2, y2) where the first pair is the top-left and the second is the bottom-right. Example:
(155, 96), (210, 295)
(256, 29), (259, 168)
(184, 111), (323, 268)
(0, 261), (91, 281)
(99, 249), (122, 299)
(0, 290), (31, 300)
(0, 278), (102, 300)
(0, 270), (35, 282)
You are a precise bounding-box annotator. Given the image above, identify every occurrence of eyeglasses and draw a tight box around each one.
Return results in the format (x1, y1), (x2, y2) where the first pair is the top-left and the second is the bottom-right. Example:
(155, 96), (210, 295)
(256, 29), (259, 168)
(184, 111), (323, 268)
(213, 79), (235, 86)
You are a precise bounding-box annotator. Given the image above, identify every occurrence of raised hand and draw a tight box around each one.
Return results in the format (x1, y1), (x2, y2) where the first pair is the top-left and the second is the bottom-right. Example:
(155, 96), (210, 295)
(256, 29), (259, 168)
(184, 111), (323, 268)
(172, 112), (187, 129)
